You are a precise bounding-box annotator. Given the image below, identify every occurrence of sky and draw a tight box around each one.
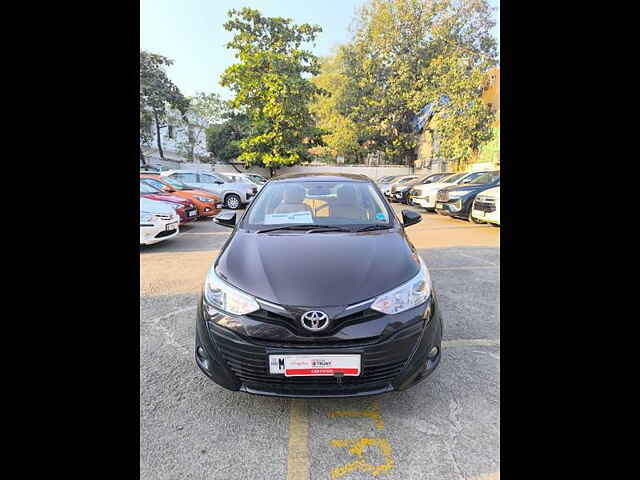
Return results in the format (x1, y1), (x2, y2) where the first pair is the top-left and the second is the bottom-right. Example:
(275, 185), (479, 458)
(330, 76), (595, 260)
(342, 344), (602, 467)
(140, 0), (500, 99)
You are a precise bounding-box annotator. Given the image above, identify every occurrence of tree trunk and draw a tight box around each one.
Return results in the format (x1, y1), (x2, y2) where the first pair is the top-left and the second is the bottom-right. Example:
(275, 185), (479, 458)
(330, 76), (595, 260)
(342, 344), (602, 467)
(154, 109), (164, 160)
(140, 146), (146, 166)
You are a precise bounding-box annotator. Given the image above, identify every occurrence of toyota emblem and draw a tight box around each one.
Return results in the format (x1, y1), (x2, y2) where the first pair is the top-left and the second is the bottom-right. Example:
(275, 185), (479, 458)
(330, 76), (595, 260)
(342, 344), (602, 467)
(300, 311), (330, 331)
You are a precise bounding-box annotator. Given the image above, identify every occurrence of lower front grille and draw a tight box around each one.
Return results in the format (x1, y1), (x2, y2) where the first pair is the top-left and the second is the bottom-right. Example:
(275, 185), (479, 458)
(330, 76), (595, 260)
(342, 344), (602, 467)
(210, 321), (424, 388)
(154, 229), (177, 238)
(474, 201), (496, 213)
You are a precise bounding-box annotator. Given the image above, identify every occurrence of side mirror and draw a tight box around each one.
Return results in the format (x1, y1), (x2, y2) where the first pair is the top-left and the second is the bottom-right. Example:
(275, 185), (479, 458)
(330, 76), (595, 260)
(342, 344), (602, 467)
(401, 210), (422, 228)
(214, 211), (236, 228)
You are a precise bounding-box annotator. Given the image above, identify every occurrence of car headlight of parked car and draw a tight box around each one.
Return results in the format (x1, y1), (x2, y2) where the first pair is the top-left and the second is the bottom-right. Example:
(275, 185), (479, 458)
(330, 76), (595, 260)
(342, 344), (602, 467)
(203, 266), (260, 316)
(140, 212), (156, 224)
(194, 196), (213, 202)
(370, 257), (432, 315)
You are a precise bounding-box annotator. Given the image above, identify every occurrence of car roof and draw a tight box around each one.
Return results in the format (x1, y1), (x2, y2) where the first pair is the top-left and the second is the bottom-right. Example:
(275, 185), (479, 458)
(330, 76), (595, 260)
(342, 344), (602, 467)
(269, 172), (372, 182)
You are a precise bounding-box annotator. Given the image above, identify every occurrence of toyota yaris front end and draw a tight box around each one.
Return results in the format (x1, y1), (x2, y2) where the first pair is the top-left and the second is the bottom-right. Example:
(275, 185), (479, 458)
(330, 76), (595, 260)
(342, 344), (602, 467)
(195, 173), (442, 397)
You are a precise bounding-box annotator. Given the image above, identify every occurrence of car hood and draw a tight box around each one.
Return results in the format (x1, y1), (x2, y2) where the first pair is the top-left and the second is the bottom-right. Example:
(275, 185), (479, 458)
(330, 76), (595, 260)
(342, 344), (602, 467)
(441, 183), (494, 193)
(216, 230), (420, 307)
(140, 197), (175, 215)
(414, 181), (450, 193)
(184, 189), (218, 199)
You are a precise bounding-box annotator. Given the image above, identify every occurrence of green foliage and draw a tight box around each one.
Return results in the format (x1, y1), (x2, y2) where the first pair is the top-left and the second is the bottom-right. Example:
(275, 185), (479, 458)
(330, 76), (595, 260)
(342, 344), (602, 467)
(220, 8), (326, 169)
(309, 53), (362, 161)
(330, 0), (497, 167)
(207, 111), (253, 163)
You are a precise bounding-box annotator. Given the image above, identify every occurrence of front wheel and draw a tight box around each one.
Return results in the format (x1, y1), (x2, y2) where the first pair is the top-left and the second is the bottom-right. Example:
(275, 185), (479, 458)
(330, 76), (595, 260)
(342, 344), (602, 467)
(224, 194), (241, 210)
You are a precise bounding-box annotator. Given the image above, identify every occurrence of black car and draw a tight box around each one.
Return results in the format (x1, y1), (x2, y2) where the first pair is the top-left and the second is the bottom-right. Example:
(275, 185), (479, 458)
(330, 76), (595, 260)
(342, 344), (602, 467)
(435, 171), (500, 221)
(196, 173), (443, 398)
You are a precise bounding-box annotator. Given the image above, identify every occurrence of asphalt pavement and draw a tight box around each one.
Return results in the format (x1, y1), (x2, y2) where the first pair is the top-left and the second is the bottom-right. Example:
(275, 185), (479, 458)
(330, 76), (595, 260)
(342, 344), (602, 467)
(140, 203), (500, 480)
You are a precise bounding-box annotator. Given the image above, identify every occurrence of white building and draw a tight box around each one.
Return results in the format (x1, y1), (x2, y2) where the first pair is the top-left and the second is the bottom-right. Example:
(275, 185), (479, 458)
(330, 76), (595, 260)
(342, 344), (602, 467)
(141, 107), (210, 165)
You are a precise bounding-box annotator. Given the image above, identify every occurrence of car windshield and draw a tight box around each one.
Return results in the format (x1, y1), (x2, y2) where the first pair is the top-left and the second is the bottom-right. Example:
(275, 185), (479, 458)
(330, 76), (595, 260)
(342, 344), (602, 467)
(140, 181), (162, 194)
(467, 171), (500, 185)
(163, 177), (191, 190)
(398, 177), (417, 184)
(379, 176), (397, 183)
(443, 173), (466, 183)
(243, 181), (393, 229)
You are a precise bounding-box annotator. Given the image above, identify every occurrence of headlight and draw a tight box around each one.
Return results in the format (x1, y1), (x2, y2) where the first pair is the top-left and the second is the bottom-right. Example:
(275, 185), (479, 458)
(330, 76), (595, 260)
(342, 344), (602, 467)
(194, 196), (213, 202)
(370, 257), (432, 315)
(447, 190), (468, 199)
(203, 266), (260, 316)
(140, 212), (156, 223)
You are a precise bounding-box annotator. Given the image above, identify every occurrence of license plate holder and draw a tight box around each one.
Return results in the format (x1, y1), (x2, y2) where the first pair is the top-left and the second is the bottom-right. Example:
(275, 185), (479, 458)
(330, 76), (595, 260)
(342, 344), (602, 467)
(268, 354), (361, 377)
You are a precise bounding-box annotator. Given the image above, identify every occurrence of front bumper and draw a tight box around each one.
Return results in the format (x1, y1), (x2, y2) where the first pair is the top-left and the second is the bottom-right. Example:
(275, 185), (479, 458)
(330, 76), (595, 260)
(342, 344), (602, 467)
(435, 197), (471, 218)
(139, 217), (179, 245)
(410, 196), (435, 209)
(195, 295), (443, 398)
(194, 202), (222, 218)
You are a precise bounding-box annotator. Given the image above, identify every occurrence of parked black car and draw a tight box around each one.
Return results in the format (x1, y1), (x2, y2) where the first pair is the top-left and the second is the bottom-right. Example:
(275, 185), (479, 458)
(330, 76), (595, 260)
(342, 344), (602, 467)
(435, 171), (500, 221)
(196, 173), (443, 398)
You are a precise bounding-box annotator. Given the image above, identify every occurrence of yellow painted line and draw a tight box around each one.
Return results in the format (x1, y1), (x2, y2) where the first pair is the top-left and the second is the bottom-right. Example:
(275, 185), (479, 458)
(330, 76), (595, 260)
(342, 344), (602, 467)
(329, 399), (384, 429)
(287, 399), (310, 480)
(330, 437), (395, 479)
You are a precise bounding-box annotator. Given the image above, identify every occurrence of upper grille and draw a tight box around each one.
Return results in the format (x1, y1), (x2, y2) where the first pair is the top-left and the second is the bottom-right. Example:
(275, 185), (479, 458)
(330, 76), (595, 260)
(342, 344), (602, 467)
(246, 307), (383, 336)
(437, 191), (449, 202)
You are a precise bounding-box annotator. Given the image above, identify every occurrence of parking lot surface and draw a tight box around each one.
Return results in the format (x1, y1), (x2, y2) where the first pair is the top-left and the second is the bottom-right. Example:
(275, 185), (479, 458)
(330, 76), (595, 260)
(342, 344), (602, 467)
(140, 203), (499, 480)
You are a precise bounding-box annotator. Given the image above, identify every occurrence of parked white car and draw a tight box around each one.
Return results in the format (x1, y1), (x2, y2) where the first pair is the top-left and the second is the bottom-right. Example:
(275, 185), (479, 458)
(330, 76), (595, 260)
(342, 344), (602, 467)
(140, 197), (180, 245)
(471, 186), (500, 226)
(161, 170), (257, 209)
(409, 171), (489, 211)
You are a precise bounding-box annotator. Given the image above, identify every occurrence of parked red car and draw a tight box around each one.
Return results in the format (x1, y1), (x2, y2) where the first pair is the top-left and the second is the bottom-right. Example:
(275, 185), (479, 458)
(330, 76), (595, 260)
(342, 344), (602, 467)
(140, 180), (198, 225)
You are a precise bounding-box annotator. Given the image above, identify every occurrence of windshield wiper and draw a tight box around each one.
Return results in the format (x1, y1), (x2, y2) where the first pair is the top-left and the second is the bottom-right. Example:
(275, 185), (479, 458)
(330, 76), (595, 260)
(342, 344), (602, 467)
(354, 225), (394, 232)
(305, 226), (353, 234)
(256, 224), (319, 233)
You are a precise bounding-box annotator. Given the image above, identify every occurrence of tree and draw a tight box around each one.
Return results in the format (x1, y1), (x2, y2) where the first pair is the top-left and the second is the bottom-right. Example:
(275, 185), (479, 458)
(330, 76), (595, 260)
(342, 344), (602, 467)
(220, 8), (326, 175)
(338, 0), (497, 168)
(139, 50), (190, 162)
(309, 52), (363, 162)
(207, 110), (252, 163)
(172, 92), (225, 162)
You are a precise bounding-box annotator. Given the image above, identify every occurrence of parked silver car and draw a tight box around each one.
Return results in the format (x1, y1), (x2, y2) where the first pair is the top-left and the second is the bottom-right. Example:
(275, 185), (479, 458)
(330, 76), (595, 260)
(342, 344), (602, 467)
(383, 175), (419, 200)
(161, 170), (257, 209)
(376, 175), (402, 196)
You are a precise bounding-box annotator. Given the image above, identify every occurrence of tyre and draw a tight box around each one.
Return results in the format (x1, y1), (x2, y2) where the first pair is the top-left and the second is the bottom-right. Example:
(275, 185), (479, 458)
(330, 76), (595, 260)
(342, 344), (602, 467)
(224, 194), (241, 210)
